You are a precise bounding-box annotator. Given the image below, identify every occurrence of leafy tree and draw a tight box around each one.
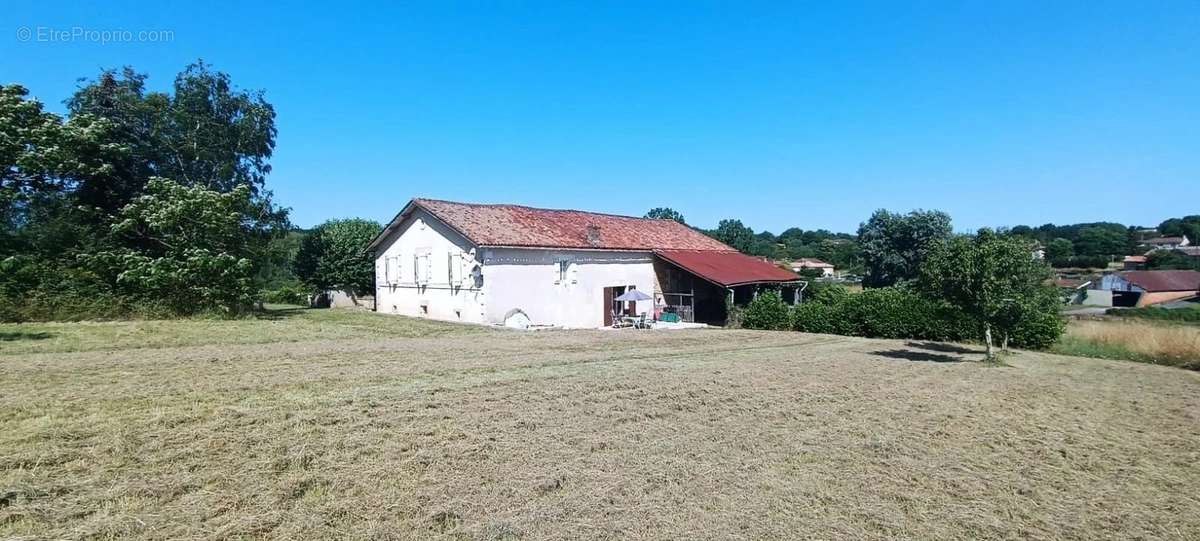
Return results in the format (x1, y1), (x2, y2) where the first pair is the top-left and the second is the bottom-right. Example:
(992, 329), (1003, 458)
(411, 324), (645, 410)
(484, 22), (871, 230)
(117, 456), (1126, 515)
(1074, 226), (1130, 257)
(1010, 225), (1034, 237)
(711, 219), (755, 253)
(1158, 216), (1200, 243)
(644, 207), (685, 224)
(1146, 249), (1200, 271)
(1044, 237), (1074, 261)
(82, 178), (263, 314)
(0, 62), (287, 321)
(920, 229), (1057, 360)
(68, 63), (277, 198)
(857, 209), (952, 287)
(256, 228), (308, 290)
(64, 68), (161, 214)
(294, 218), (382, 294)
(0, 85), (69, 251)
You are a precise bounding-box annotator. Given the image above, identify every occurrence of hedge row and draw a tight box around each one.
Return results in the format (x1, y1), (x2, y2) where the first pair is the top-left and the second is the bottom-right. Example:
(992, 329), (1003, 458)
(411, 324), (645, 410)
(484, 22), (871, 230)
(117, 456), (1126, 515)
(741, 285), (1064, 350)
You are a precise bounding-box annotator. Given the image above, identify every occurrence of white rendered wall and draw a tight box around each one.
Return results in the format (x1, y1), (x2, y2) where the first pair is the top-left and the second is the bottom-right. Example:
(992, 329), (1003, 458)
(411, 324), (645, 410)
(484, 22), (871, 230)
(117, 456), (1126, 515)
(480, 248), (657, 328)
(373, 209), (658, 328)
(373, 208), (487, 324)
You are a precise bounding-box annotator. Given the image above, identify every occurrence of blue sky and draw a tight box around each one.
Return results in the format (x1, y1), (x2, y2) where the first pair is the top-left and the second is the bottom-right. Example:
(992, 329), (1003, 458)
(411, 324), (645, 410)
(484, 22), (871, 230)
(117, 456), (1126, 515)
(4, 1), (1198, 233)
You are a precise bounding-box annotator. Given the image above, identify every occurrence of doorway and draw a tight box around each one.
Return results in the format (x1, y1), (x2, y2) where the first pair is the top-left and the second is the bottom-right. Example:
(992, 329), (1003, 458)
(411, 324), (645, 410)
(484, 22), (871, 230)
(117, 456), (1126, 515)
(602, 285), (636, 326)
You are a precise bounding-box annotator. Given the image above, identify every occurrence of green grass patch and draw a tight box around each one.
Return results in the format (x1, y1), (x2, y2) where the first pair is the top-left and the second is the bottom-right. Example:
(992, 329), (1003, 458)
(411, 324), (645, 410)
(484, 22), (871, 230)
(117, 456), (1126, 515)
(1050, 336), (1158, 364)
(1107, 304), (1200, 324)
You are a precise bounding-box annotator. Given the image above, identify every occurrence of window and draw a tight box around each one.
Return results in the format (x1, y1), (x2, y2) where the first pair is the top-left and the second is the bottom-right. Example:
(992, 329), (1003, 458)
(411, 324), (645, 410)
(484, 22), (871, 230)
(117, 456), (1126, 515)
(556, 260), (570, 284)
(554, 259), (578, 285)
(448, 252), (464, 284)
(384, 256), (398, 285)
(414, 250), (431, 284)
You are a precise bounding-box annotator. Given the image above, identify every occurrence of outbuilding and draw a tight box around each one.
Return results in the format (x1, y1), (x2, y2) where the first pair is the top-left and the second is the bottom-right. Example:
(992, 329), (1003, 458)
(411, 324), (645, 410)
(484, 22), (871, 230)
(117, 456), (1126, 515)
(1098, 270), (1200, 307)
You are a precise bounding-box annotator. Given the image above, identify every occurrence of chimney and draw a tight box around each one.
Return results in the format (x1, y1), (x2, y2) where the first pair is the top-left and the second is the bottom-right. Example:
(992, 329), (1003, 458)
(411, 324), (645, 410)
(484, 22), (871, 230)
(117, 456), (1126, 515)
(586, 224), (602, 247)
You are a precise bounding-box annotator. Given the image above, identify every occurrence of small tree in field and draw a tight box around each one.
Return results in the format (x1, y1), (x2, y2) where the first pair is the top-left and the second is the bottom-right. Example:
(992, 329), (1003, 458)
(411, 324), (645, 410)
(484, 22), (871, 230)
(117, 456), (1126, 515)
(920, 229), (1055, 361)
(294, 218), (381, 294)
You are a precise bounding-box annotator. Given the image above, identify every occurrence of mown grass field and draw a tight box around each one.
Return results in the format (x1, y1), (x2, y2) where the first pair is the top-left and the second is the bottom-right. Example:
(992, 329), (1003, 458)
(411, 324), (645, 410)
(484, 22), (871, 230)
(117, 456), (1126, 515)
(2, 308), (1199, 540)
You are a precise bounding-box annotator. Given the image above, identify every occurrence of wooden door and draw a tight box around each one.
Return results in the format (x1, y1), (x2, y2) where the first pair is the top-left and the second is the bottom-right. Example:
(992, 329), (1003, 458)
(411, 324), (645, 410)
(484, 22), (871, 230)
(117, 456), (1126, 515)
(603, 287), (613, 326)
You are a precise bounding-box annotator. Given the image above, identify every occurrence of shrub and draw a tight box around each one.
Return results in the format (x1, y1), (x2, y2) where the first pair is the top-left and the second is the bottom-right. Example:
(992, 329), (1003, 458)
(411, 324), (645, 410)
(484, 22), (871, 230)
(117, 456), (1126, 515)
(790, 301), (842, 335)
(793, 286), (981, 343)
(809, 282), (850, 304)
(0, 256), (173, 322)
(1001, 288), (1067, 349)
(741, 290), (792, 330)
(262, 281), (310, 305)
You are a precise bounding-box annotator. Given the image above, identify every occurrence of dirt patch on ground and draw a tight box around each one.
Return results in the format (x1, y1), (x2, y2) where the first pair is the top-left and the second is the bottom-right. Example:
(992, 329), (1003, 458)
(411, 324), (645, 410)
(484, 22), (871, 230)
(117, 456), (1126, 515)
(1, 311), (1198, 539)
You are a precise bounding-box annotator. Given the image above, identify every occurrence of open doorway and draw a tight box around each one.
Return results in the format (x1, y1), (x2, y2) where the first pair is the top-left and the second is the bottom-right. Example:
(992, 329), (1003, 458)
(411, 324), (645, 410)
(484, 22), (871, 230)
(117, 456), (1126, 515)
(602, 285), (637, 326)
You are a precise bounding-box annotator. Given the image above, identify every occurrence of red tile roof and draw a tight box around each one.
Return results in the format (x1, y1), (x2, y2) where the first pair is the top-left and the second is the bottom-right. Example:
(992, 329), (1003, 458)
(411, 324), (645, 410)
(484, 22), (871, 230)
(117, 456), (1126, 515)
(1120, 270), (1200, 292)
(1145, 236), (1186, 245)
(655, 249), (801, 287)
(372, 198), (733, 251)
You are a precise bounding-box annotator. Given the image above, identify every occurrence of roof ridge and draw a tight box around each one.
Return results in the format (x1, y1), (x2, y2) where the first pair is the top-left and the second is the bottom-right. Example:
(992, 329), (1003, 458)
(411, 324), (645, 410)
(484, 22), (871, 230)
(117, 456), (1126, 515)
(414, 197), (663, 222)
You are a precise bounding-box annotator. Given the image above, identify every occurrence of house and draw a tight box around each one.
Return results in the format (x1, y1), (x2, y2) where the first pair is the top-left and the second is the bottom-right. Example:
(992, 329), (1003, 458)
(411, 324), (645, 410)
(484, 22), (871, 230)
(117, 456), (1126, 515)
(1098, 270), (1200, 307)
(790, 258), (835, 277)
(365, 198), (802, 328)
(1122, 255), (1147, 270)
(1143, 235), (1190, 250)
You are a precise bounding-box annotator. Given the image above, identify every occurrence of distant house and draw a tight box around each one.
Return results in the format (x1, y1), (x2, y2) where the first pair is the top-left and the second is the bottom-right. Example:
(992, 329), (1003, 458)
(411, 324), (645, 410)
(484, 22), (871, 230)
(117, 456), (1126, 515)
(1143, 235), (1190, 250)
(365, 198), (801, 328)
(1098, 270), (1200, 307)
(1123, 255), (1147, 270)
(791, 258), (835, 277)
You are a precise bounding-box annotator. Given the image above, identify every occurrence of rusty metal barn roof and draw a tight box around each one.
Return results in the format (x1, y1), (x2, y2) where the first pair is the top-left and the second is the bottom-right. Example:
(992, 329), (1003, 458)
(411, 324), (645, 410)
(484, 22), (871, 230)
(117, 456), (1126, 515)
(1120, 270), (1200, 292)
(655, 249), (801, 287)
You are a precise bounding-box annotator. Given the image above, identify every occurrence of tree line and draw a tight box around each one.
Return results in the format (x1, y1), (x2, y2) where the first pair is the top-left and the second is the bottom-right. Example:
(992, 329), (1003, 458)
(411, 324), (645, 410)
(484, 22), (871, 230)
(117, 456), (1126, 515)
(644, 208), (862, 273)
(0, 63), (380, 321)
(733, 209), (1062, 360)
(649, 206), (1199, 273)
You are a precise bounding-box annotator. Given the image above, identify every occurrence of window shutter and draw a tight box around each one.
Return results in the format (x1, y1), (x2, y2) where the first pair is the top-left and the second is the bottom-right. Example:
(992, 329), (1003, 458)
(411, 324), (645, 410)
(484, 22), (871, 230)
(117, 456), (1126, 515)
(569, 261), (579, 284)
(451, 250), (463, 284)
(414, 251), (430, 285)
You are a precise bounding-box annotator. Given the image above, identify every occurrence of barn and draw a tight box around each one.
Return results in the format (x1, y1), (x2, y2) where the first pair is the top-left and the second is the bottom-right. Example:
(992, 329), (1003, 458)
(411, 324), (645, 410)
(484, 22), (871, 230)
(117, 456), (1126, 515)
(364, 198), (801, 328)
(1098, 270), (1200, 307)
